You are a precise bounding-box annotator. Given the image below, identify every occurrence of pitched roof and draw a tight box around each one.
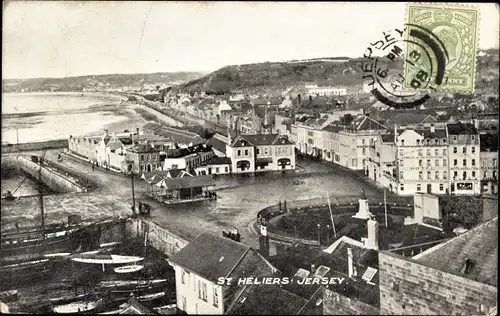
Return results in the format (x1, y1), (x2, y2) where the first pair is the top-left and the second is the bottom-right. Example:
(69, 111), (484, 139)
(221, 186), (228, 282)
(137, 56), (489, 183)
(380, 133), (395, 143)
(208, 136), (228, 154)
(346, 115), (386, 131)
(128, 143), (162, 153)
(230, 134), (293, 147)
(322, 120), (346, 133)
(209, 157), (232, 165)
(413, 128), (447, 139)
(168, 232), (252, 283)
(119, 298), (153, 314)
(384, 112), (436, 127)
(226, 283), (308, 315)
(157, 175), (215, 190)
(414, 216), (498, 287)
(446, 122), (478, 135)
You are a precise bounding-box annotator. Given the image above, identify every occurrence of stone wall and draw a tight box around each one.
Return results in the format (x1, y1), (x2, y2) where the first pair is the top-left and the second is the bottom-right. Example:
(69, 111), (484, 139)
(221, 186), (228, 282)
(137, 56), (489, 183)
(131, 103), (186, 128)
(323, 288), (379, 315)
(127, 219), (189, 257)
(379, 251), (497, 315)
(1, 139), (68, 153)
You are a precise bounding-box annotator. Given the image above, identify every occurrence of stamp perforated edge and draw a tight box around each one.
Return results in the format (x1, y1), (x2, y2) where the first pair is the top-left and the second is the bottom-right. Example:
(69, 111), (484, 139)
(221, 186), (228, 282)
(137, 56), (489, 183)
(403, 2), (480, 94)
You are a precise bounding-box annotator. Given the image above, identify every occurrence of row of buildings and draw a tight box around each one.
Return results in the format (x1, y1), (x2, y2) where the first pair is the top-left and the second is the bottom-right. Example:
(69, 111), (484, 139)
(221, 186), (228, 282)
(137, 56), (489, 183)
(286, 111), (498, 196)
(166, 196), (498, 315)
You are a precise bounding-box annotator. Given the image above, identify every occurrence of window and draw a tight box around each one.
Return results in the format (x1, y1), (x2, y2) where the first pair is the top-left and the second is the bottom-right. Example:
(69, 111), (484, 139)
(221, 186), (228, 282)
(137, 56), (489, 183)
(400, 160), (404, 167)
(225, 167), (228, 173)
(494, 158), (498, 165)
(427, 159), (431, 166)
(237, 150), (241, 157)
(400, 184), (404, 192)
(147, 154), (151, 161)
(426, 139), (430, 144)
(419, 171), (423, 180)
(362, 148), (366, 154)
(443, 171), (447, 179)
(245, 149), (249, 156)
(198, 280), (201, 299)
(417, 184), (421, 191)
(454, 171), (458, 178)
(401, 140), (405, 146)
(443, 159), (447, 166)
(472, 159), (476, 166)
(427, 171), (431, 179)
(140, 165), (144, 171)
(435, 159), (439, 167)
(463, 147), (466, 154)
(453, 147), (457, 153)
(141, 154), (145, 161)
(427, 149), (431, 156)
(213, 285), (219, 307)
(434, 139), (439, 144)
(472, 171), (476, 178)
(181, 270), (186, 284)
(418, 149), (422, 156)
(256, 148), (260, 155)
(454, 159), (458, 166)
(434, 149), (439, 156)
(153, 154), (157, 160)
(435, 171), (439, 179)
(463, 171), (467, 180)
(362, 139), (365, 145)
(439, 184), (444, 191)
(453, 135), (457, 141)
(442, 138), (447, 144)
(399, 171), (404, 179)
(416, 139), (420, 145)
(484, 171), (488, 178)
(202, 282), (208, 301)
(215, 167), (219, 173)
(471, 135), (475, 140)
(264, 148), (269, 155)
(472, 147), (476, 153)
(442, 148), (447, 156)
(418, 159), (423, 167)
(463, 159), (467, 167)
(494, 171), (497, 179)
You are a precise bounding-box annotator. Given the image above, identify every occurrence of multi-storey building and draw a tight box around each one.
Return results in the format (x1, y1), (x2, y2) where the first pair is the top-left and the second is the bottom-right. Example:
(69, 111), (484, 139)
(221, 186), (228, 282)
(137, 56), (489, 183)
(322, 116), (387, 170)
(447, 123), (481, 195)
(479, 133), (498, 194)
(123, 142), (163, 173)
(226, 134), (295, 173)
(366, 132), (396, 189)
(295, 115), (336, 157)
(394, 125), (449, 195)
(168, 232), (277, 315)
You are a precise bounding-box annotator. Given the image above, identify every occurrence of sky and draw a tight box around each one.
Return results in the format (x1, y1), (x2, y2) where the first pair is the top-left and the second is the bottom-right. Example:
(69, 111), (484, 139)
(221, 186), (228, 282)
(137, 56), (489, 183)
(3, 1), (499, 79)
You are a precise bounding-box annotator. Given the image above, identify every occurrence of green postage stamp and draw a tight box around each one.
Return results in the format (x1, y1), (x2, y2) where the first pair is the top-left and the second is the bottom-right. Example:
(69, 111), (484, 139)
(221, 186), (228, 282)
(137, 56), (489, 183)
(404, 3), (479, 93)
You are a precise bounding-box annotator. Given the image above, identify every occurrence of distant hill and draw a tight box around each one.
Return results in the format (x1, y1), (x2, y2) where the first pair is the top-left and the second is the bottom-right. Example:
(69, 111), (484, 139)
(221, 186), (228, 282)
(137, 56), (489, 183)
(2, 72), (207, 93)
(179, 50), (499, 95)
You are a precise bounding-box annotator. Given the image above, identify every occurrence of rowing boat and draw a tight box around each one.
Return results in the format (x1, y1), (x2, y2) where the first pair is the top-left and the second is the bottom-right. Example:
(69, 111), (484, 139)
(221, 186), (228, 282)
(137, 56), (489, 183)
(113, 265), (144, 274)
(52, 299), (103, 314)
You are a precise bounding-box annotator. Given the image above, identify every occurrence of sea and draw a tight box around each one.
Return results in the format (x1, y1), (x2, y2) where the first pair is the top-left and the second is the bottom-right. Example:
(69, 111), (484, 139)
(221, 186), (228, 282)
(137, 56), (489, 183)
(1, 92), (132, 197)
(2, 92), (129, 144)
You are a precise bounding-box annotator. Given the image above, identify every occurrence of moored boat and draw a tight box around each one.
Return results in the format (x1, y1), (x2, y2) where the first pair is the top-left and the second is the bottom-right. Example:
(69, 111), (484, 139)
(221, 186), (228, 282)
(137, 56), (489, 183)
(137, 291), (165, 302)
(113, 264), (144, 274)
(71, 254), (144, 265)
(49, 293), (92, 305)
(100, 279), (167, 288)
(52, 299), (103, 314)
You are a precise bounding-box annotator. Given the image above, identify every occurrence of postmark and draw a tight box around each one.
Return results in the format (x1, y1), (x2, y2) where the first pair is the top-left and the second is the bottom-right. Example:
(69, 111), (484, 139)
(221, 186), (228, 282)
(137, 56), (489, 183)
(361, 25), (447, 109)
(404, 3), (479, 93)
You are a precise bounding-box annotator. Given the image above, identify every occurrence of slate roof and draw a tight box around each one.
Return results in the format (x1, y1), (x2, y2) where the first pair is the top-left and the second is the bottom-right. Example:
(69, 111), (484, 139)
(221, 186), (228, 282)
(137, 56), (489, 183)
(208, 136), (227, 154)
(380, 133), (395, 143)
(346, 115), (386, 131)
(157, 175), (215, 190)
(322, 120), (346, 133)
(413, 128), (447, 139)
(119, 298), (153, 314)
(168, 232), (253, 283)
(383, 112), (438, 127)
(127, 143), (162, 153)
(230, 134), (293, 147)
(446, 122), (478, 135)
(165, 144), (212, 158)
(226, 283), (309, 315)
(415, 216), (498, 287)
(209, 157), (232, 165)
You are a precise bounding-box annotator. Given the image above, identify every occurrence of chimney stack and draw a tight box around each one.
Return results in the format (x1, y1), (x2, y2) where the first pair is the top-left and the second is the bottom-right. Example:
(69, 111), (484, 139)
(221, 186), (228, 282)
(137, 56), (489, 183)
(430, 125), (435, 133)
(136, 128), (140, 135)
(365, 219), (379, 250)
(347, 248), (354, 278)
(311, 264), (316, 274)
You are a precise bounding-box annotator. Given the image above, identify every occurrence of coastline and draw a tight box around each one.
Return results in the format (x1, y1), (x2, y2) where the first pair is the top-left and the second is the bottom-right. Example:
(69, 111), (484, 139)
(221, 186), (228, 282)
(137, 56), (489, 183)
(1, 92), (148, 144)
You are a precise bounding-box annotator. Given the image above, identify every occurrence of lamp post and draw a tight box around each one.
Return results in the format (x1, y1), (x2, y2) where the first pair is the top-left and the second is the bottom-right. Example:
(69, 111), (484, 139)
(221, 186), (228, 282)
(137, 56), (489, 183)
(326, 224), (330, 246)
(317, 224), (321, 246)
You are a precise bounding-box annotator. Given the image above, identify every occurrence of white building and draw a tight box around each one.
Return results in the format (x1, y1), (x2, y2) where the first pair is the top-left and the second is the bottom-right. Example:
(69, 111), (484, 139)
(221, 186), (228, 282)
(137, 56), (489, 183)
(394, 125), (450, 196)
(168, 232), (277, 315)
(195, 157), (232, 176)
(447, 123), (481, 195)
(295, 115), (337, 157)
(226, 134), (296, 173)
(366, 132), (396, 189)
(309, 86), (347, 97)
(479, 134), (498, 194)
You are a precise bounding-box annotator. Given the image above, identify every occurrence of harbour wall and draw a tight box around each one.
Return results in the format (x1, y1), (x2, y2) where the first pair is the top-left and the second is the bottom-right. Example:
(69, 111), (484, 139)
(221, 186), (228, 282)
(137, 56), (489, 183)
(1, 139), (68, 154)
(14, 156), (87, 193)
(127, 218), (189, 257)
(130, 102), (186, 128)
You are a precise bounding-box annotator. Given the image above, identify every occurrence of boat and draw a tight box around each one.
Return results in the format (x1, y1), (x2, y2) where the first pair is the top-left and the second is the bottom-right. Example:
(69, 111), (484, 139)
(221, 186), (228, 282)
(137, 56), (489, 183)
(100, 242), (120, 248)
(100, 279), (167, 288)
(52, 299), (103, 314)
(44, 252), (72, 258)
(137, 291), (165, 302)
(71, 255), (144, 265)
(49, 293), (92, 305)
(114, 264), (144, 274)
(0, 259), (49, 271)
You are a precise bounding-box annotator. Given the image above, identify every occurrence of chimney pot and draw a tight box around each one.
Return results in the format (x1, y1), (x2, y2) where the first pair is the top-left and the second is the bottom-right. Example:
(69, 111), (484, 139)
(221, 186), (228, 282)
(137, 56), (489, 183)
(311, 264), (316, 274)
